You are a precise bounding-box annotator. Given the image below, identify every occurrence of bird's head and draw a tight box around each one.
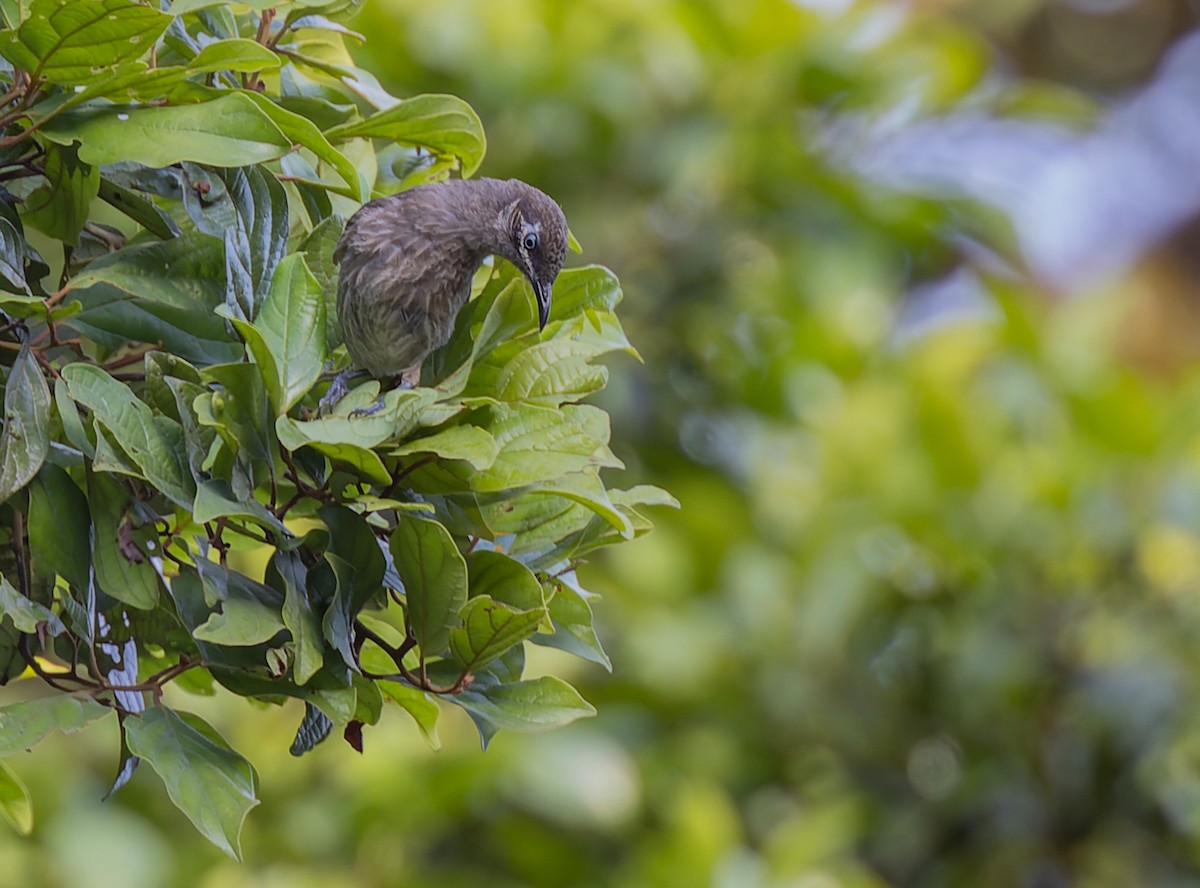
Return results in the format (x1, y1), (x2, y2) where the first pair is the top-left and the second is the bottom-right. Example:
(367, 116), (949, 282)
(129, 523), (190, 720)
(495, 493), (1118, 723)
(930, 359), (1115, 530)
(498, 181), (569, 330)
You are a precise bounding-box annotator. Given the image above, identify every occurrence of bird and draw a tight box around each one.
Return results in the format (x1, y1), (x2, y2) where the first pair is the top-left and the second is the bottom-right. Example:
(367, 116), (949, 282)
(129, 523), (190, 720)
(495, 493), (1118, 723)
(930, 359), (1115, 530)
(321, 177), (569, 413)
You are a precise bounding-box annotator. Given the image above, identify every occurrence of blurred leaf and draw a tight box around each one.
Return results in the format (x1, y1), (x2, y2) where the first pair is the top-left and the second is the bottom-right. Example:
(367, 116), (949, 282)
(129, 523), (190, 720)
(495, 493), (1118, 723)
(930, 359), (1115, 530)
(0, 759), (31, 836)
(0, 694), (110, 756)
(389, 513), (467, 655)
(0, 0), (170, 85)
(124, 707), (258, 860)
(0, 342), (50, 505)
(376, 679), (439, 749)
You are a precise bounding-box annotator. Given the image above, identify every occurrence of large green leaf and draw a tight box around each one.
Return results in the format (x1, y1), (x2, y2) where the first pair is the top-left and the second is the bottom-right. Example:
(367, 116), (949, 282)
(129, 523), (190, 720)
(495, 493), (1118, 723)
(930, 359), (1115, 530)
(453, 676), (595, 733)
(0, 342), (51, 505)
(40, 93), (293, 169)
(0, 0), (170, 85)
(391, 425), (499, 471)
(0, 695), (110, 757)
(66, 232), (241, 365)
(124, 707), (258, 860)
(389, 514), (468, 655)
(0, 759), (32, 836)
(325, 93), (486, 177)
(226, 254), (326, 415)
(467, 550), (545, 611)
(60, 364), (193, 508)
(192, 598), (287, 646)
(533, 571), (611, 671)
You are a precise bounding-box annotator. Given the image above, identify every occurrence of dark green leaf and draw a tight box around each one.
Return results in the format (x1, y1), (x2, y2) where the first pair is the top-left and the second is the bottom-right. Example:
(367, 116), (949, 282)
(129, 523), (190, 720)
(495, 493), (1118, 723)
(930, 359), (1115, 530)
(97, 176), (180, 240)
(274, 551), (324, 686)
(289, 701), (332, 756)
(27, 462), (89, 592)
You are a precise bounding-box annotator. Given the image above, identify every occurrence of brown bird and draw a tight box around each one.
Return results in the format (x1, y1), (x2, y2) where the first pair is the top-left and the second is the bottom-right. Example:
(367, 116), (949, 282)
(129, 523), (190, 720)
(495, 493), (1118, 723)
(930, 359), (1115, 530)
(322, 177), (569, 412)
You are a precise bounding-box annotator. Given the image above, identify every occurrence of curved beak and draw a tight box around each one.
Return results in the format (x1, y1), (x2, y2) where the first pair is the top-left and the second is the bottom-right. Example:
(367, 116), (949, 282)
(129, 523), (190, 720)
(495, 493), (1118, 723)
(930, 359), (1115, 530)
(535, 280), (553, 331)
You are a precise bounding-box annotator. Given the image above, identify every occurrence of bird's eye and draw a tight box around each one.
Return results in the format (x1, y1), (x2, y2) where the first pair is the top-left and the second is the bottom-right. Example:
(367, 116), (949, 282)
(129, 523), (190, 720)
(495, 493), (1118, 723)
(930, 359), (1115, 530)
(522, 233), (538, 251)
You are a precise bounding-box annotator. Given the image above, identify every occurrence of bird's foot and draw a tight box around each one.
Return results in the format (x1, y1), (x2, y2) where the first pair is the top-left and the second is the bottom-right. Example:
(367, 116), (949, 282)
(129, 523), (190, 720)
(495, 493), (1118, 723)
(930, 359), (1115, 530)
(350, 396), (387, 418)
(318, 369), (363, 415)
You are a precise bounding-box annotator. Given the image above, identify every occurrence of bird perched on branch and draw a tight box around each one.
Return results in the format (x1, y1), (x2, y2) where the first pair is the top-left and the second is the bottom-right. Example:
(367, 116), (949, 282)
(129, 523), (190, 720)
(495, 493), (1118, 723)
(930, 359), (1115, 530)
(321, 177), (569, 413)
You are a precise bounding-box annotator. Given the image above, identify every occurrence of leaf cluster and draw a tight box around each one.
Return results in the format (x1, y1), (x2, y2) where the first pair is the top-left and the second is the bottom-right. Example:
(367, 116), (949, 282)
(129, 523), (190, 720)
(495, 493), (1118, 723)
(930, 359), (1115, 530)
(0, 0), (671, 857)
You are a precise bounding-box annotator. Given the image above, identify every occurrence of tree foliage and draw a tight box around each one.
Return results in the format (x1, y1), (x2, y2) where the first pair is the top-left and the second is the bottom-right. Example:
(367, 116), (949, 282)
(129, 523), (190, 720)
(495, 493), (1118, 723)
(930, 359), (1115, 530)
(0, 0), (669, 857)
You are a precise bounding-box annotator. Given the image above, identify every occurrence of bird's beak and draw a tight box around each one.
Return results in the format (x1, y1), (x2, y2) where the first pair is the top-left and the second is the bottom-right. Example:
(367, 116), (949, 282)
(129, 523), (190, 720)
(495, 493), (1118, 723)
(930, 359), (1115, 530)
(535, 280), (553, 331)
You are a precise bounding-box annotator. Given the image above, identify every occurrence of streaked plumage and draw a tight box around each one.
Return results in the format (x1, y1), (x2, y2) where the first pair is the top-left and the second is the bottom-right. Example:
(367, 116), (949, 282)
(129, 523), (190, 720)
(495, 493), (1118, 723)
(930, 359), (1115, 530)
(333, 177), (569, 389)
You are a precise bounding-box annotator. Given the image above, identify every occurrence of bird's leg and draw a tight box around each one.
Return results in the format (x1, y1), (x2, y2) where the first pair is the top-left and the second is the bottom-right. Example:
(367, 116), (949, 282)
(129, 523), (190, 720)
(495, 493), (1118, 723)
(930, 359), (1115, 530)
(318, 368), (368, 415)
(349, 363), (422, 418)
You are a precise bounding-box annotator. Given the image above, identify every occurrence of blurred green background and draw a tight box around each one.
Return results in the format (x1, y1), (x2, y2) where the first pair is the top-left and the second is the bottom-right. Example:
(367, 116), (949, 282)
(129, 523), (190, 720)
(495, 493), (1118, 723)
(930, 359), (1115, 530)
(11, 0), (1200, 885)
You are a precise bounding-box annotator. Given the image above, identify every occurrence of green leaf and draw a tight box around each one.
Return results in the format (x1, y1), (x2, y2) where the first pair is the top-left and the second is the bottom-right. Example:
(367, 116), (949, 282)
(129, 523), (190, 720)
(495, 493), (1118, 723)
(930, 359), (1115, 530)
(124, 707), (258, 860)
(299, 215), (345, 346)
(88, 470), (161, 610)
(289, 702), (332, 756)
(40, 92), (293, 169)
(0, 759), (32, 836)
(389, 514), (468, 655)
(20, 144), (97, 245)
(27, 462), (89, 592)
(477, 403), (622, 493)
(241, 91), (366, 200)
(0, 575), (63, 635)
(54, 378), (94, 459)
(214, 165), (289, 322)
(274, 551), (324, 686)
(188, 38), (280, 73)
(450, 596), (543, 674)
(61, 364), (193, 508)
(319, 505), (385, 610)
(454, 675), (595, 733)
(0, 694), (110, 757)
(0, 342), (51, 505)
(97, 176), (180, 240)
(533, 571), (611, 671)
(193, 480), (285, 535)
(392, 424), (499, 471)
(193, 597), (287, 646)
(226, 254), (326, 415)
(467, 550), (544, 611)
(0, 0), (171, 85)
(276, 387), (436, 452)
(325, 93), (486, 178)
